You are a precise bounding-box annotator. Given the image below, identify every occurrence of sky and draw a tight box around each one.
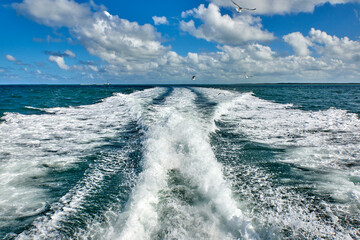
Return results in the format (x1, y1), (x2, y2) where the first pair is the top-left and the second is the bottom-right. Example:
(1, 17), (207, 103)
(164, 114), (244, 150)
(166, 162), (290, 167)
(1, 0), (360, 84)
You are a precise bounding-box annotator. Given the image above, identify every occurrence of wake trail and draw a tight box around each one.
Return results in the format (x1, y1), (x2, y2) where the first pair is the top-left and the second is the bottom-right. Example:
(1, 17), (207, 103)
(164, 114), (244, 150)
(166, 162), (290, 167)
(5, 88), (164, 239)
(105, 87), (259, 240)
(199, 87), (360, 239)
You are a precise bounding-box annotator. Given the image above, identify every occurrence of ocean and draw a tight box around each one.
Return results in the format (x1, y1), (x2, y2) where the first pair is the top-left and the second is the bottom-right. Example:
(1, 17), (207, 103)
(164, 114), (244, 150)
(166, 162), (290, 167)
(0, 84), (359, 239)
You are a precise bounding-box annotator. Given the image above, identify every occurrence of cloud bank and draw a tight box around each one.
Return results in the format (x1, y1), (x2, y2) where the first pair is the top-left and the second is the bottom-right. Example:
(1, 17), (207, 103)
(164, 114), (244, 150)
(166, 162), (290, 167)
(11, 0), (360, 82)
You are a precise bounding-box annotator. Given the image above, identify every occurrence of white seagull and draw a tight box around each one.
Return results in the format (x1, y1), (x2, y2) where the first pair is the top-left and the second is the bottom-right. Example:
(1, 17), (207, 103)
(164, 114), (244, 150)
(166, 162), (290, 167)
(231, 0), (256, 12)
(244, 72), (253, 78)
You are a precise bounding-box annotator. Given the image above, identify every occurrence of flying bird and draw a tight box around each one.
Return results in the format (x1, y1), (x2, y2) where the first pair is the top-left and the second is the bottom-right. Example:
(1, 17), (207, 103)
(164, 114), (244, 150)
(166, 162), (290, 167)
(192, 75), (196, 80)
(231, 0), (256, 12)
(244, 72), (253, 78)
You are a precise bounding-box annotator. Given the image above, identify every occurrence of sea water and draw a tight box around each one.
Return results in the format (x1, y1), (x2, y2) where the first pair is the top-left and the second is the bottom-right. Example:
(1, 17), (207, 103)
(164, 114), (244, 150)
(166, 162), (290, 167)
(0, 84), (359, 239)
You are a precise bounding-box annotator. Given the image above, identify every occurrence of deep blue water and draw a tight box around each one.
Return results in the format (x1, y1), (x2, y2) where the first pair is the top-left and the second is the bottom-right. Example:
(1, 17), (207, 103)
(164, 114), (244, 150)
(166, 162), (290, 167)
(0, 84), (359, 239)
(1, 84), (360, 117)
(0, 85), (147, 119)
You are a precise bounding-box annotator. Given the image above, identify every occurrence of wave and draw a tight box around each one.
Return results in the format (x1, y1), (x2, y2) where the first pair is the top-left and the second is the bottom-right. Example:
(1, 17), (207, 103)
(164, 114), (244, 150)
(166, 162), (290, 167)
(201, 87), (360, 239)
(96, 88), (258, 240)
(1, 87), (359, 239)
(1, 88), (160, 239)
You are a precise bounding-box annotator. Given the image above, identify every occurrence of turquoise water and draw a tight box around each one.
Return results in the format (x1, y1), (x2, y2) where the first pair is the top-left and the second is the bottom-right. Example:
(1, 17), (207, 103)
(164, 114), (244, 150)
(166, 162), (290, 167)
(0, 85), (359, 239)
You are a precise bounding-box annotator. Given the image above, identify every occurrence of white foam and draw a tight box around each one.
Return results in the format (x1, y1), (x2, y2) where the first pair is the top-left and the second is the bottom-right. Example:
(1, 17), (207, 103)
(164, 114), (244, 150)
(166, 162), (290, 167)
(203, 88), (360, 239)
(16, 150), (138, 239)
(105, 88), (259, 240)
(0, 88), (165, 237)
(24, 106), (43, 111)
(208, 89), (360, 170)
(7, 86), (359, 239)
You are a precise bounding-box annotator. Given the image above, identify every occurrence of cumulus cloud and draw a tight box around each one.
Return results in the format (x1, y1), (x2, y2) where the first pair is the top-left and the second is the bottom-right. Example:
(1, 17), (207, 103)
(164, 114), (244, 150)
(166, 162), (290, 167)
(145, 37), (360, 82)
(48, 55), (70, 70)
(179, 43), (348, 81)
(14, 0), (168, 68)
(12, 0), (360, 82)
(180, 4), (274, 45)
(74, 10), (168, 65)
(152, 16), (168, 25)
(309, 28), (360, 61)
(211, 0), (359, 15)
(12, 0), (92, 27)
(283, 28), (360, 62)
(5, 54), (16, 62)
(119, 41), (342, 82)
(283, 32), (312, 56)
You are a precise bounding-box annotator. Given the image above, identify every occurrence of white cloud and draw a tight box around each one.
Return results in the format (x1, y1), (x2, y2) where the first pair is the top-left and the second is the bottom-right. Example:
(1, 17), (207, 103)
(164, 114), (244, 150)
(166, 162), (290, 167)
(283, 32), (312, 56)
(14, 1), (168, 68)
(247, 43), (275, 60)
(150, 42), (356, 82)
(64, 49), (76, 58)
(211, 0), (359, 15)
(5, 54), (16, 62)
(180, 4), (274, 45)
(283, 29), (360, 62)
(12, 0), (91, 27)
(152, 16), (168, 25)
(12, 0), (360, 82)
(49, 55), (70, 70)
(187, 52), (199, 64)
(309, 28), (360, 61)
(73, 10), (168, 65)
(181, 9), (194, 18)
(88, 65), (98, 72)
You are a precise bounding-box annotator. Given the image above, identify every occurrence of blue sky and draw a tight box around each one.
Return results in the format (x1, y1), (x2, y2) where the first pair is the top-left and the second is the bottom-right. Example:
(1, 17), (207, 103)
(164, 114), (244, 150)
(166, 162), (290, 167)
(1, 0), (360, 84)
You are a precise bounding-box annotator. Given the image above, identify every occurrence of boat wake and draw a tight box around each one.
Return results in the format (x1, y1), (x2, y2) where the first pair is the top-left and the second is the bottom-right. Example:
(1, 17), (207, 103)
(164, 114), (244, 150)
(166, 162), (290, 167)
(0, 87), (359, 239)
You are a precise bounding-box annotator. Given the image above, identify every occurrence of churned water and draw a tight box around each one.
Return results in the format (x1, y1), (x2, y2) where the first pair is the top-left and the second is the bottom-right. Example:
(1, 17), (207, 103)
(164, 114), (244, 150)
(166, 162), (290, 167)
(0, 84), (359, 239)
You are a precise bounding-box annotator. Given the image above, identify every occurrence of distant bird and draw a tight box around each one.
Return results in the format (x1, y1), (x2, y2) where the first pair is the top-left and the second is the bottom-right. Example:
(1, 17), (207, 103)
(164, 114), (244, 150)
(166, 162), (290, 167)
(192, 75), (196, 80)
(231, 0), (256, 12)
(244, 72), (253, 78)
